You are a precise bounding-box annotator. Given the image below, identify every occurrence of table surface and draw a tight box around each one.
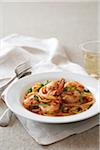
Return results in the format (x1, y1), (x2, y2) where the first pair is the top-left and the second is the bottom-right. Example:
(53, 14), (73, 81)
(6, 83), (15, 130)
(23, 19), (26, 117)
(0, 95), (99, 150)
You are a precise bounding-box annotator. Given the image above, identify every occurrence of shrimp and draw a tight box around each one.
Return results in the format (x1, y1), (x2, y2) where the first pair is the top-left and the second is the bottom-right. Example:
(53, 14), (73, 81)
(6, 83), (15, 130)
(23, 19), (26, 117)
(39, 78), (65, 99)
(39, 102), (60, 115)
(64, 81), (85, 91)
(23, 95), (38, 108)
(62, 90), (81, 103)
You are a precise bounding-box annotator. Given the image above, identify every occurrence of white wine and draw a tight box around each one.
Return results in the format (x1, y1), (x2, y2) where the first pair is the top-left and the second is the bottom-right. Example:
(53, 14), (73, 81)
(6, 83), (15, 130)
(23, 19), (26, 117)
(83, 51), (100, 78)
(81, 41), (100, 78)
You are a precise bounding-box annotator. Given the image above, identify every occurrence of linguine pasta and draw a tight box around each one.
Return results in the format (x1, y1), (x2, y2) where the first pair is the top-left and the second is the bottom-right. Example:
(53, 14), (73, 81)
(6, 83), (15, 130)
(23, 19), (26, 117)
(22, 78), (95, 116)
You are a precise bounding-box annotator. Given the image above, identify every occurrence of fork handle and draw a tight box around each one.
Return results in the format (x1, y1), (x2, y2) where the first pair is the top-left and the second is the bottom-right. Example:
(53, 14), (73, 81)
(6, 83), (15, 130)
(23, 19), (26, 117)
(0, 76), (16, 95)
(0, 108), (14, 127)
(0, 71), (32, 127)
(0, 76), (17, 127)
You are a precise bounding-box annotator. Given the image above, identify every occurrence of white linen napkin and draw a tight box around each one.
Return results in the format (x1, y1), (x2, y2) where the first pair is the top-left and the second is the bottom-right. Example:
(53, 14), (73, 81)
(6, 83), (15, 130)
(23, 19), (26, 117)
(0, 34), (99, 145)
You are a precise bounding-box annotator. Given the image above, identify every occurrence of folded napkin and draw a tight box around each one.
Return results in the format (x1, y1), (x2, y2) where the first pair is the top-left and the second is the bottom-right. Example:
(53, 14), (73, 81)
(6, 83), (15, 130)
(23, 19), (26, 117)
(0, 34), (99, 145)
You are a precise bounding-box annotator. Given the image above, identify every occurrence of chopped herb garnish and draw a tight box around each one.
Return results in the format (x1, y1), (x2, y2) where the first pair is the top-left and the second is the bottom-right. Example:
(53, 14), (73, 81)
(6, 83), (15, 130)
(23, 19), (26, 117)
(84, 89), (90, 93)
(29, 105), (39, 110)
(69, 87), (76, 91)
(64, 86), (76, 92)
(40, 83), (44, 87)
(77, 107), (82, 112)
(76, 89), (82, 93)
(63, 87), (68, 92)
(29, 103), (48, 110)
(60, 104), (68, 113)
(88, 104), (92, 109)
(38, 103), (49, 107)
(37, 83), (44, 91)
(43, 80), (49, 86)
(34, 95), (39, 101)
(60, 104), (64, 112)
(27, 88), (32, 93)
(80, 94), (84, 103)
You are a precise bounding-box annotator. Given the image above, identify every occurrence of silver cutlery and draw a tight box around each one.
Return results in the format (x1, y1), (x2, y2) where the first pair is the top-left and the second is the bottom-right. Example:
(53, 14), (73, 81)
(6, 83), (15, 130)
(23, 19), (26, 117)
(0, 61), (32, 95)
(0, 61), (32, 127)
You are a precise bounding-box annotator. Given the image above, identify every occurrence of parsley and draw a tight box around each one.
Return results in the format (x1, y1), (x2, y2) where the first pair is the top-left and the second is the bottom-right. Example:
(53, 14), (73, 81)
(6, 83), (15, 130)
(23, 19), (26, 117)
(60, 104), (64, 112)
(38, 103), (48, 107)
(29, 105), (39, 110)
(43, 80), (49, 86)
(77, 107), (82, 112)
(37, 80), (49, 91)
(29, 103), (48, 110)
(84, 89), (90, 93)
(34, 95), (39, 101)
(27, 88), (32, 93)
(64, 86), (76, 92)
(37, 84), (44, 91)
(88, 104), (92, 109)
(80, 94), (84, 103)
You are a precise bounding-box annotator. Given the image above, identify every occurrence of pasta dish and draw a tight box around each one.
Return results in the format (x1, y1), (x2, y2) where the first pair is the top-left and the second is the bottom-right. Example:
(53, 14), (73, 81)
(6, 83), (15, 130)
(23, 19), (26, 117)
(22, 78), (95, 116)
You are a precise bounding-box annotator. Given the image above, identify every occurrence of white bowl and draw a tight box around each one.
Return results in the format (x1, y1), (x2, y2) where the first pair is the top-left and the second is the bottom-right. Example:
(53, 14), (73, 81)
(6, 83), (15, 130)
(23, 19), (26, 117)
(5, 71), (99, 123)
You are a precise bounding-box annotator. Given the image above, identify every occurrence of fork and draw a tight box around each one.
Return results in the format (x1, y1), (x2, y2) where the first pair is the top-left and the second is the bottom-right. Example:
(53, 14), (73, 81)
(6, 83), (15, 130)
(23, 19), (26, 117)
(0, 61), (32, 95)
(0, 61), (32, 127)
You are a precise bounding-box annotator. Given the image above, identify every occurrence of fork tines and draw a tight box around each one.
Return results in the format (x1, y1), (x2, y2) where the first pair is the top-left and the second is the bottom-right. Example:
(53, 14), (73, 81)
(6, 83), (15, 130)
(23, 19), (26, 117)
(15, 61), (32, 75)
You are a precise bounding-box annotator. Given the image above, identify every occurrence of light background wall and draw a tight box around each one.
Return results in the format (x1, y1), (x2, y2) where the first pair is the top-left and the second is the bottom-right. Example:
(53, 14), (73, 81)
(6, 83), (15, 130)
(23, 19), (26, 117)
(0, 1), (98, 66)
(0, 0), (98, 2)
(0, 3), (3, 37)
